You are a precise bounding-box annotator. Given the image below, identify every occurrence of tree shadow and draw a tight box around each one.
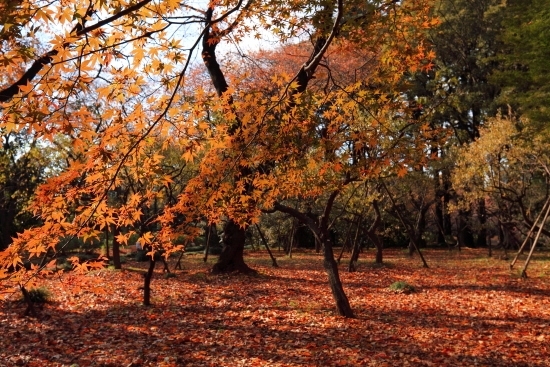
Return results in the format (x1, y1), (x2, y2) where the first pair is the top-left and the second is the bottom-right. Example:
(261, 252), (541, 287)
(2, 288), (548, 367)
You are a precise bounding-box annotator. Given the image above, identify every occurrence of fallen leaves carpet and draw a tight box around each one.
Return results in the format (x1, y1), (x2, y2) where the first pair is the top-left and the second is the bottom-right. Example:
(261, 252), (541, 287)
(1, 248), (549, 366)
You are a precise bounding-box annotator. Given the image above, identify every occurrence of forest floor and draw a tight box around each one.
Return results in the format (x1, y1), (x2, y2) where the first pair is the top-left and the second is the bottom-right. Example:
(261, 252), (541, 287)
(1, 247), (550, 367)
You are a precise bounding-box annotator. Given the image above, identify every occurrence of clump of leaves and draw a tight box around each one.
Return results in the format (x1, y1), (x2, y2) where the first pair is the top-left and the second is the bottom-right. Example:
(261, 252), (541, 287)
(24, 287), (51, 303)
(389, 281), (415, 294)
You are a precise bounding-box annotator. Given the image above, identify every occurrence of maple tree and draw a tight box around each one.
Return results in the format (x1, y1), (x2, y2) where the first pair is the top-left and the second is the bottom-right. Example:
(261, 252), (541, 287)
(0, 0), (436, 317)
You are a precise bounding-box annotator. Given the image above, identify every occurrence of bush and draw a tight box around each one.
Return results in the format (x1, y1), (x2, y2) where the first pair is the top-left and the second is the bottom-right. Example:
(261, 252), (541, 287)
(24, 287), (51, 303)
(389, 281), (415, 294)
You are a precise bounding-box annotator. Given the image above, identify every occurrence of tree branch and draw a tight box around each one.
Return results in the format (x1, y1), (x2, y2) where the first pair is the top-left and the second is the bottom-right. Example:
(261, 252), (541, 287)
(0, 0), (153, 103)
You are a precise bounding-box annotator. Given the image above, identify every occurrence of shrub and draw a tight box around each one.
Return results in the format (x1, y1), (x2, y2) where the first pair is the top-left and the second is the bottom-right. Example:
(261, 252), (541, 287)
(24, 287), (51, 303)
(389, 281), (415, 294)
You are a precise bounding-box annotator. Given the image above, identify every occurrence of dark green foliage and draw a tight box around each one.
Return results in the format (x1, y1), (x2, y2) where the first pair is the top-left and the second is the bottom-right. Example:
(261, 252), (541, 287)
(389, 281), (416, 294)
(24, 287), (51, 303)
(490, 0), (550, 131)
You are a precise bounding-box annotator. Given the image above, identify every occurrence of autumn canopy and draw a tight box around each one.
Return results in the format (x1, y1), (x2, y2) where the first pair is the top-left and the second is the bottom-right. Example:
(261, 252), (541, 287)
(0, 0), (437, 316)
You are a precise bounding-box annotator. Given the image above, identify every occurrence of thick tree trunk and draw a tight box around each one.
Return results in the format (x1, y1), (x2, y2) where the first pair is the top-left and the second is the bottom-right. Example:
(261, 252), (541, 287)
(211, 220), (256, 274)
(366, 231), (384, 264)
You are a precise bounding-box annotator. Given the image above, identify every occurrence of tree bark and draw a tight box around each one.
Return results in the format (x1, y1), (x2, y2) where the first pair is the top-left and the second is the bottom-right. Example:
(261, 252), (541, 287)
(274, 190), (355, 318)
(112, 226), (121, 269)
(255, 224), (278, 267)
(458, 209), (475, 247)
(476, 198), (488, 247)
(322, 234), (355, 317)
(366, 200), (383, 264)
(211, 220), (256, 274)
(143, 257), (156, 306)
(202, 8), (252, 274)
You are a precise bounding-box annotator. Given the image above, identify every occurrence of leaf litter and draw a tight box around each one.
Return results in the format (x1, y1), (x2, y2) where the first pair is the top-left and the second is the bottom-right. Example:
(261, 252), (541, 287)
(1, 248), (549, 366)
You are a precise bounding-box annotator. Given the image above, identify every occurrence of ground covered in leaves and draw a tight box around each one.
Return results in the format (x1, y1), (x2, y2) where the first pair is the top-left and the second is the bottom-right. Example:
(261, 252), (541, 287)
(1, 247), (550, 367)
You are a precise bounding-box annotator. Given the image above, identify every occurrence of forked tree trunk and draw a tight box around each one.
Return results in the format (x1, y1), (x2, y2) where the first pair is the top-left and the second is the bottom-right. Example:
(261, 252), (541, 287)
(322, 234), (355, 317)
(211, 220), (256, 274)
(275, 191), (355, 318)
(201, 1), (338, 275)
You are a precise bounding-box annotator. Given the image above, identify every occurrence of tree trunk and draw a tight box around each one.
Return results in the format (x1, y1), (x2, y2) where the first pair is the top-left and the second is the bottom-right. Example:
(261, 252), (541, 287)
(274, 191), (355, 318)
(348, 216), (362, 272)
(442, 169), (452, 236)
(434, 168), (446, 246)
(458, 209), (475, 247)
(143, 257), (156, 306)
(112, 226), (121, 269)
(476, 198), (487, 247)
(255, 224), (278, 267)
(104, 227), (109, 259)
(368, 199), (384, 264)
(322, 232), (355, 317)
(211, 220), (256, 274)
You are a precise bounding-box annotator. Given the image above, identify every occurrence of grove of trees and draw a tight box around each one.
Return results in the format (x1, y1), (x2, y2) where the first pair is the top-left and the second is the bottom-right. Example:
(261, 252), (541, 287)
(1, 0), (549, 318)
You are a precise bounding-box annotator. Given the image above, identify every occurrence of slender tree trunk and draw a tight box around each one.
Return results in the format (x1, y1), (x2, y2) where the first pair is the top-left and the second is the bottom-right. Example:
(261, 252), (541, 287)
(274, 189), (355, 318)
(104, 227), (109, 259)
(203, 224), (211, 263)
(477, 198), (487, 247)
(143, 257), (156, 306)
(321, 228), (355, 317)
(382, 183), (429, 268)
(365, 200), (383, 264)
(348, 216), (362, 272)
(337, 219), (354, 264)
(442, 169), (452, 236)
(434, 167), (446, 246)
(112, 226), (121, 269)
(287, 221), (296, 258)
(458, 209), (475, 247)
(255, 224), (278, 267)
